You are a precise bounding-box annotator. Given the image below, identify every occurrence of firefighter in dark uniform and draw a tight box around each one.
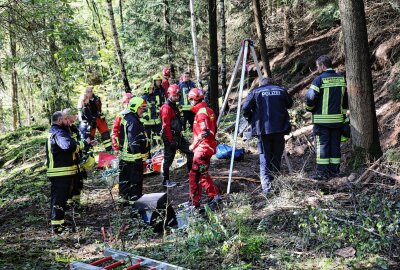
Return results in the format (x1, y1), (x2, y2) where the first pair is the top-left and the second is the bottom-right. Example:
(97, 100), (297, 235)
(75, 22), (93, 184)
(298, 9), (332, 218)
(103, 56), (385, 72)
(178, 72), (196, 131)
(305, 55), (349, 180)
(141, 78), (164, 155)
(160, 84), (194, 188)
(118, 97), (148, 201)
(46, 111), (86, 233)
(243, 77), (293, 194)
(84, 86), (112, 151)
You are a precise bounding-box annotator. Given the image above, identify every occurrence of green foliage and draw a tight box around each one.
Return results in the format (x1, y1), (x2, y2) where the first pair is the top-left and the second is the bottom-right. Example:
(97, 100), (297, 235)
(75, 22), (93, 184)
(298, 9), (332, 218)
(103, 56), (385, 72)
(389, 74), (400, 101)
(313, 3), (340, 30)
(350, 146), (368, 169)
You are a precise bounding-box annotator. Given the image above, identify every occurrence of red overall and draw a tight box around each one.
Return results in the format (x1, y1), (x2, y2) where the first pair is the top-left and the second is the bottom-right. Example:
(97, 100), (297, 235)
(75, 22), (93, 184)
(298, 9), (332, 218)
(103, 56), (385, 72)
(189, 102), (219, 207)
(111, 113), (123, 151)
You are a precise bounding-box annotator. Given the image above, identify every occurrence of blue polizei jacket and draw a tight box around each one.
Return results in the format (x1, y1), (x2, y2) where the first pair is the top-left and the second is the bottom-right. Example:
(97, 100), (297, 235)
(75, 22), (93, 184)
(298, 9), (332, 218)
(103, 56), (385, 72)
(305, 68), (348, 128)
(178, 80), (196, 110)
(242, 84), (293, 136)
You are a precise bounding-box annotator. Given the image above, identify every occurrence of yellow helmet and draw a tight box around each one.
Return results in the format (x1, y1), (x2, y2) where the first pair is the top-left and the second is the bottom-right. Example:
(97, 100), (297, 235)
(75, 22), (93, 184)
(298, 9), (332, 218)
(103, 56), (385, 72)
(81, 153), (96, 171)
(143, 82), (152, 94)
(152, 73), (163, 83)
(128, 96), (147, 113)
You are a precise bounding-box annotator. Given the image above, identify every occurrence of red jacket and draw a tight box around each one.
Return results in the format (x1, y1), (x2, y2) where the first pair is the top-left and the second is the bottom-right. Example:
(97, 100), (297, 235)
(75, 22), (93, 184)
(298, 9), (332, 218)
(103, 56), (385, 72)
(111, 112), (124, 151)
(160, 100), (182, 143)
(162, 79), (169, 97)
(190, 101), (217, 155)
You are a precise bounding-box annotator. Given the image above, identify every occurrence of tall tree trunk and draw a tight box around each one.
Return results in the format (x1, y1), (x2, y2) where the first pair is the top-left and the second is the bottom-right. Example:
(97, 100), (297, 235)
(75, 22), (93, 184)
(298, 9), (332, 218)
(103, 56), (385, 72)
(219, 0), (227, 94)
(283, 4), (293, 55)
(87, 0), (108, 45)
(209, 0), (219, 114)
(106, 0), (131, 93)
(0, 98), (3, 131)
(163, 0), (174, 79)
(252, 0), (272, 78)
(10, 22), (19, 130)
(119, 0), (124, 31)
(189, 0), (200, 84)
(338, 0), (382, 158)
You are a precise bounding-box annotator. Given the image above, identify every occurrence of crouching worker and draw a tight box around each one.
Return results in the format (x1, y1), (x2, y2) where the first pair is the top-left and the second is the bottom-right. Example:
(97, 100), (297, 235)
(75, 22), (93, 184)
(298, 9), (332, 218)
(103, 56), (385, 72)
(242, 77), (293, 195)
(188, 88), (221, 210)
(118, 97), (148, 203)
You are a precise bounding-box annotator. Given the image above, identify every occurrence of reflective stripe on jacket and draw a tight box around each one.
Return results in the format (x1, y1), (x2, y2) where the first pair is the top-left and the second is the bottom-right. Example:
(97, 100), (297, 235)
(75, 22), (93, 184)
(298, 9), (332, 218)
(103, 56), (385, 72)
(46, 124), (82, 177)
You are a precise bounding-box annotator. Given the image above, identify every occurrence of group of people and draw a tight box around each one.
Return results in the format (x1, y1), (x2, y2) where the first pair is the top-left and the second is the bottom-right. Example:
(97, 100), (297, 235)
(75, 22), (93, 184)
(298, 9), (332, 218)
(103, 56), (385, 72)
(46, 55), (349, 234)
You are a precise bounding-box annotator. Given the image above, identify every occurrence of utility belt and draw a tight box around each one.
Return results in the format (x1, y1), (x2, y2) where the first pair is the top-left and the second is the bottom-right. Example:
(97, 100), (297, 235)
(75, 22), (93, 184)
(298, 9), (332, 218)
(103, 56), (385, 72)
(312, 114), (344, 124)
(47, 165), (78, 177)
(120, 152), (143, 162)
(142, 118), (161, 126)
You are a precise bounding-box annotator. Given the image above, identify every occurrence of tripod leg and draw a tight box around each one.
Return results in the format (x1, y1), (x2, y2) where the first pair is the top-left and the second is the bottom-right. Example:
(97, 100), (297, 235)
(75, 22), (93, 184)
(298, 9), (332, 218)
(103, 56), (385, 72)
(227, 40), (250, 194)
(250, 45), (263, 79)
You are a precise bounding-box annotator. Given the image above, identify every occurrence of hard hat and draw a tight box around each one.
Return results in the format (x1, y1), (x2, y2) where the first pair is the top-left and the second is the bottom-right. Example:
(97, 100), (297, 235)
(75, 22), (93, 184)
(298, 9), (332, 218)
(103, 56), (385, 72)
(152, 73), (163, 83)
(143, 82), (152, 94)
(162, 67), (170, 77)
(167, 84), (180, 98)
(188, 88), (204, 101)
(81, 153), (96, 171)
(122, 92), (133, 104)
(128, 97), (147, 113)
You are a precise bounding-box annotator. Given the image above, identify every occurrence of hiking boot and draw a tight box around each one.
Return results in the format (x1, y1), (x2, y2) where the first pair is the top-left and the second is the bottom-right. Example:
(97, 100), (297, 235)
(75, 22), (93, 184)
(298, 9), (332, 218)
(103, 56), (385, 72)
(162, 180), (177, 188)
(207, 195), (222, 211)
(311, 173), (329, 181)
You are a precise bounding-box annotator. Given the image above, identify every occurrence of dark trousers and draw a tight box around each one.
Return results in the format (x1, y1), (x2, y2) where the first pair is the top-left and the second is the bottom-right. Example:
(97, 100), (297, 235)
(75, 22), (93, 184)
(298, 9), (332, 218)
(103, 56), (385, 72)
(162, 136), (193, 181)
(182, 110), (195, 131)
(119, 160), (143, 200)
(258, 133), (285, 192)
(313, 124), (341, 176)
(144, 124), (162, 155)
(50, 176), (74, 226)
(69, 170), (86, 204)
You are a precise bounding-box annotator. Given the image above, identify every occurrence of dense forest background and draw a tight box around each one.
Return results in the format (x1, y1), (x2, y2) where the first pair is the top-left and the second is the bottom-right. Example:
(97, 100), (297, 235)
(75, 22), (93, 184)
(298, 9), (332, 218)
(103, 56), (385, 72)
(1, 0), (400, 269)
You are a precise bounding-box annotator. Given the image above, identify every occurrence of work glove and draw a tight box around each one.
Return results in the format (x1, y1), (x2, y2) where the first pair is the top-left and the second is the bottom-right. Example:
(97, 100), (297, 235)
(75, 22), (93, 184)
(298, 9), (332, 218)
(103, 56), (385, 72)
(143, 115), (150, 121)
(82, 138), (91, 152)
(100, 113), (106, 121)
(202, 129), (211, 139)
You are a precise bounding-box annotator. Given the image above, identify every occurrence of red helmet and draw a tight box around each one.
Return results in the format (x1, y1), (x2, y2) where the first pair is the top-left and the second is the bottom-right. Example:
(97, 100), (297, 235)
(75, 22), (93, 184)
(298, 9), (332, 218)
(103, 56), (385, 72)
(188, 88), (204, 101)
(162, 67), (170, 77)
(122, 92), (133, 104)
(167, 84), (180, 98)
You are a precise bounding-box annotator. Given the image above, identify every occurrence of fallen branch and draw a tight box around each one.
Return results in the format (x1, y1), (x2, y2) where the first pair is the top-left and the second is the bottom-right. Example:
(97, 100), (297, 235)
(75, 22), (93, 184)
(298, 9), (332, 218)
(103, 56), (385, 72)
(353, 155), (386, 184)
(213, 176), (261, 183)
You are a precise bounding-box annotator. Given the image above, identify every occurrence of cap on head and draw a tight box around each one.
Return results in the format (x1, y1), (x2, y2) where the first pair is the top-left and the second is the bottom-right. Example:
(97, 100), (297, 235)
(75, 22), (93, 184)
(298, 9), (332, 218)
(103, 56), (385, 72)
(162, 67), (170, 77)
(167, 84), (180, 98)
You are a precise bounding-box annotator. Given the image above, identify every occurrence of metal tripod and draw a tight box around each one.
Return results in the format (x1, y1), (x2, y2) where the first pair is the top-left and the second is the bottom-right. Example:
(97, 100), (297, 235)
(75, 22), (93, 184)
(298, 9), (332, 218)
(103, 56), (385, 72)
(217, 39), (292, 194)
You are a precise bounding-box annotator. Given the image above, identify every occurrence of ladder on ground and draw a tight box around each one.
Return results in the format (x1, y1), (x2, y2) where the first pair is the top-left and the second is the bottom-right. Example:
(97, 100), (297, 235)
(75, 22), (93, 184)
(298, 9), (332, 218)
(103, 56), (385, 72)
(70, 248), (187, 270)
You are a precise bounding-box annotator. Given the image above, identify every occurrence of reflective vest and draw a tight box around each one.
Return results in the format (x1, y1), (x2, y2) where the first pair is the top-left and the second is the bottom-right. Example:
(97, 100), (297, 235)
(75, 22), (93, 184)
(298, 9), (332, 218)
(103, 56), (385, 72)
(46, 124), (82, 177)
(179, 81), (196, 111)
(141, 92), (163, 126)
(306, 69), (348, 126)
(119, 112), (148, 162)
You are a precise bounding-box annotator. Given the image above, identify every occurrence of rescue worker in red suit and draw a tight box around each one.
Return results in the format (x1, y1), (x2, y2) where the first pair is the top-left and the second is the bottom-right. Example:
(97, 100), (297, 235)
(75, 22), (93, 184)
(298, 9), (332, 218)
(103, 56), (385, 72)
(83, 86), (112, 151)
(162, 67), (170, 98)
(111, 92), (133, 155)
(160, 84), (193, 188)
(187, 88), (221, 209)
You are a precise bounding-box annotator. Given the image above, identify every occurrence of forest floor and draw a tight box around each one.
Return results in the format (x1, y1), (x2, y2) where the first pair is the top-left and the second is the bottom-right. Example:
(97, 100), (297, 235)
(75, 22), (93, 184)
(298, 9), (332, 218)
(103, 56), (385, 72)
(0, 125), (399, 270)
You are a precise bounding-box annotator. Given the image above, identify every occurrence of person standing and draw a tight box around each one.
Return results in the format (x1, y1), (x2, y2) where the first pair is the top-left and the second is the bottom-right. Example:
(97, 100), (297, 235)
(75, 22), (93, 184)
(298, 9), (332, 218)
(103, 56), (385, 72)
(46, 111), (85, 233)
(242, 77), (293, 194)
(162, 67), (171, 98)
(80, 86), (112, 151)
(187, 88), (221, 209)
(305, 55), (348, 180)
(118, 97), (148, 201)
(178, 72), (196, 131)
(111, 92), (133, 155)
(141, 79), (164, 153)
(160, 84), (194, 188)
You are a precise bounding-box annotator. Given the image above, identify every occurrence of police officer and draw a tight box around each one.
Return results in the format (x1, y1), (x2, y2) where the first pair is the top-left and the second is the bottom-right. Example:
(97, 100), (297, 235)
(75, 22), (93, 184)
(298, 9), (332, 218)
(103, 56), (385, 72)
(188, 88), (221, 209)
(243, 77), (293, 194)
(118, 97), (148, 201)
(141, 79), (164, 154)
(46, 111), (85, 233)
(178, 72), (196, 131)
(160, 84), (194, 188)
(305, 55), (348, 180)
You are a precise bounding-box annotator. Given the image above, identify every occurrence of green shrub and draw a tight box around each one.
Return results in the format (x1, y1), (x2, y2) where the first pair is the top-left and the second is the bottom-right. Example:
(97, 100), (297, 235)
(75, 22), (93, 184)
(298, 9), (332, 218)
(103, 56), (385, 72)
(389, 74), (400, 101)
(314, 3), (340, 30)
